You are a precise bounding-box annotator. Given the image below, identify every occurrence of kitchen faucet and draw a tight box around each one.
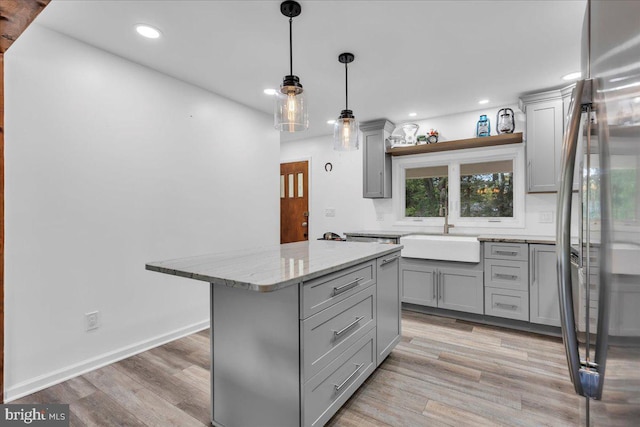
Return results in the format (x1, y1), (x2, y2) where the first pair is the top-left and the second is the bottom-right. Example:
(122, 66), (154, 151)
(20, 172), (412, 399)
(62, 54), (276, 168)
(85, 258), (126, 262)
(439, 204), (455, 235)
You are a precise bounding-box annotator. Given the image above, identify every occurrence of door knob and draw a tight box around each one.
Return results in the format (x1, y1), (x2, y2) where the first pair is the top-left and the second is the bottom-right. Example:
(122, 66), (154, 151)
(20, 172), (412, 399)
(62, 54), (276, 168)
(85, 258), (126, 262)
(302, 222), (308, 227)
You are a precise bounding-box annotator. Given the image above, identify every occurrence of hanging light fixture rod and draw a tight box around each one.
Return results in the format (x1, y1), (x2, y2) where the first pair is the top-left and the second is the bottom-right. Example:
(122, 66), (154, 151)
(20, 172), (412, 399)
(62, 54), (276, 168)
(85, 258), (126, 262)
(281, 0), (302, 77)
(339, 52), (354, 112)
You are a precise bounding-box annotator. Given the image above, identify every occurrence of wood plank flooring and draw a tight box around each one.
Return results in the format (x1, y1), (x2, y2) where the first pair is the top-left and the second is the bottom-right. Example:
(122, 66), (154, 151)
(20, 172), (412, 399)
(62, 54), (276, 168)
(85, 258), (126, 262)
(13, 311), (640, 426)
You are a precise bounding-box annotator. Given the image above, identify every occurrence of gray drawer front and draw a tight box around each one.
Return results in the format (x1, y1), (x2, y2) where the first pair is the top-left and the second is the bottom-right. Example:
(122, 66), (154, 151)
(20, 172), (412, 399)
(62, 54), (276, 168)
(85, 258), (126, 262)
(484, 259), (528, 291)
(303, 329), (376, 427)
(485, 242), (528, 261)
(485, 287), (529, 321)
(302, 286), (376, 380)
(302, 260), (376, 319)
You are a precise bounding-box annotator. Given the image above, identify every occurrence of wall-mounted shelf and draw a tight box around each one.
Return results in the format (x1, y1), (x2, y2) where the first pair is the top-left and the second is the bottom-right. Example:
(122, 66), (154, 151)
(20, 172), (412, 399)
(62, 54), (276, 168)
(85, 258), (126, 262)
(386, 132), (523, 156)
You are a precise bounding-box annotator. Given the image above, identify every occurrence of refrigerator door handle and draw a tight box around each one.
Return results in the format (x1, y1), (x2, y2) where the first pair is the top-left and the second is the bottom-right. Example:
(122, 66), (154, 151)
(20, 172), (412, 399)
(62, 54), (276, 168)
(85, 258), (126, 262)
(556, 79), (586, 397)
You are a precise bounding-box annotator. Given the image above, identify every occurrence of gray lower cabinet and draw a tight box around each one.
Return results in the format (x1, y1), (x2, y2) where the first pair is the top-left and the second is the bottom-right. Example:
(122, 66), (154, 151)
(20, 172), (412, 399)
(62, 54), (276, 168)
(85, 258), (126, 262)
(529, 244), (561, 326)
(212, 251), (401, 427)
(376, 253), (401, 366)
(484, 243), (530, 321)
(361, 119), (394, 199)
(401, 258), (484, 315)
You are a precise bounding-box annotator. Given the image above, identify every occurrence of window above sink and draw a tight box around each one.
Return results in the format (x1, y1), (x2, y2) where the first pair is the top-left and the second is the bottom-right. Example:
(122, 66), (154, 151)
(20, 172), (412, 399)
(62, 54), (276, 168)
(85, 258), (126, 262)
(393, 144), (526, 229)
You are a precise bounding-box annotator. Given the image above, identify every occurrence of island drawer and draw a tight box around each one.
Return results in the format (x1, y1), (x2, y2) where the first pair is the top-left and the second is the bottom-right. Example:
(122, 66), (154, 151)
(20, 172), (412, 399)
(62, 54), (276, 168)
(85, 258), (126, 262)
(485, 287), (529, 321)
(301, 286), (376, 380)
(485, 242), (528, 261)
(484, 259), (529, 291)
(301, 260), (376, 318)
(303, 328), (376, 427)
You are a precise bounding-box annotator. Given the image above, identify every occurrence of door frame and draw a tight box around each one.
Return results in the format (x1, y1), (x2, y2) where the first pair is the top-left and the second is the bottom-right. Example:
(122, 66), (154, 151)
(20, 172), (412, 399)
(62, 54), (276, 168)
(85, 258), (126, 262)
(280, 156), (312, 242)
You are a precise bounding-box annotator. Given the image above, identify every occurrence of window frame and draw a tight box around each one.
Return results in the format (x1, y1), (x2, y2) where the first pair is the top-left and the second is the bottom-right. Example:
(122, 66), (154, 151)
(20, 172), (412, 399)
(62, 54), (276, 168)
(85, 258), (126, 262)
(393, 145), (526, 229)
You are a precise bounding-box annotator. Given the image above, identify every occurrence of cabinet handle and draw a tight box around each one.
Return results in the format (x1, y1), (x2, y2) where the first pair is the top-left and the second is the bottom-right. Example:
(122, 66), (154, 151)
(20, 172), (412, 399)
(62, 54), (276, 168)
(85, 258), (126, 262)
(333, 277), (363, 296)
(333, 316), (364, 339)
(531, 250), (536, 285)
(528, 160), (532, 191)
(432, 271), (436, 300)
(495, 302), (518, 311)
(439, 272), (443, 300)
(334, 363), (364, 392)
(496, 250), (519, 256)
(495, 273), (518, 280)
(380, 255), (399, 265)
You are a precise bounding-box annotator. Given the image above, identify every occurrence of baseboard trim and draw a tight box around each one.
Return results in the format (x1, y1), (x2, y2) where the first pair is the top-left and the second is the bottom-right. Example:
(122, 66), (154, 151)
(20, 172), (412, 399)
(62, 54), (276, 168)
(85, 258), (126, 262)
(4, 319), (210, 402)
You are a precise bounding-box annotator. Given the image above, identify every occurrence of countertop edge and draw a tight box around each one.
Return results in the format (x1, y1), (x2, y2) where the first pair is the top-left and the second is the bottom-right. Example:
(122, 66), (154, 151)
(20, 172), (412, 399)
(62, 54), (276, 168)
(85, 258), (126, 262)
(146, 244), (403, 292)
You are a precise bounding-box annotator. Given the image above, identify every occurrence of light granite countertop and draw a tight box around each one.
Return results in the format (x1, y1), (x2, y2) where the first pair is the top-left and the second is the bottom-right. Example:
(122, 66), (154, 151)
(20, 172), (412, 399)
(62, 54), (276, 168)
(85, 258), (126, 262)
(146, 240), (402, 292)
(345, 230), (557, 244)
(477, 235), (557, 244)
(344, 230), (414, 238)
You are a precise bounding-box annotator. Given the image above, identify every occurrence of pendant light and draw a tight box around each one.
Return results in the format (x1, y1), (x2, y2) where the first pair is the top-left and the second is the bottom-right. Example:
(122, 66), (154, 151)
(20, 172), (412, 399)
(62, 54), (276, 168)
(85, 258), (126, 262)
(334, 52), (359, 150)
(275, 1), (308, 132)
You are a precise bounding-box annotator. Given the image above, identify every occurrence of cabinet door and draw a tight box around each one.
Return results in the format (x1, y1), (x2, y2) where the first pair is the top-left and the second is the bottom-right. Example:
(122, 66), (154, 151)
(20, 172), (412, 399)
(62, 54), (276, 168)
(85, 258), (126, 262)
(526, 99), (563, 192)
(439, 267), (484, 314)
(376, 252), (401, 365)
(530, 244), (561, 326)
(400, 259), (437, 307)
(363, 129), (388, 198)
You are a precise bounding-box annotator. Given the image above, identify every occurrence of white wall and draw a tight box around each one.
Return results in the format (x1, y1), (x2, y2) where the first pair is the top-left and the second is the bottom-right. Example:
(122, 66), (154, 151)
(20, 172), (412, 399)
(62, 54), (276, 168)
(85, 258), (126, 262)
(281, 106), (565, 238)
(4, 25), (279, 399)
(280, 136), (367, 239)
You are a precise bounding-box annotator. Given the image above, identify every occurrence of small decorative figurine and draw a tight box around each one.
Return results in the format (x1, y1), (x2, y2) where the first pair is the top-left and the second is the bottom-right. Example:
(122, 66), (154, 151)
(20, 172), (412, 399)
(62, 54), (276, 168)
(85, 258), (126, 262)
(427, 128), (439, 143)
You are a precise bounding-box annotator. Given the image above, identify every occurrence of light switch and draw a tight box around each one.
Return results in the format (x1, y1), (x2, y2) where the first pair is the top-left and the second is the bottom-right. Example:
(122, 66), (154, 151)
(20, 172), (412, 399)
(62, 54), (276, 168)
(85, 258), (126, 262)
(325, 208), (336, 218)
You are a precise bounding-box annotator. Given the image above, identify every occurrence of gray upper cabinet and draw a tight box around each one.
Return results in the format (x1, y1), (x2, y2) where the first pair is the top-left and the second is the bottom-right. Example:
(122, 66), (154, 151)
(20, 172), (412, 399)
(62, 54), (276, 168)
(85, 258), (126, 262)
(529, 244), (561, 327)
(521, 90), (564, 193)
(361, 119), (394, 198)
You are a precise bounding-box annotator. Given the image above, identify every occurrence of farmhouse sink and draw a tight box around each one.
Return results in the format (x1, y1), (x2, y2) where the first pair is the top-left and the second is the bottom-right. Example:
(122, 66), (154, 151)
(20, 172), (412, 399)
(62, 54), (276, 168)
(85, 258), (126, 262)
(400, 234), (480, 263)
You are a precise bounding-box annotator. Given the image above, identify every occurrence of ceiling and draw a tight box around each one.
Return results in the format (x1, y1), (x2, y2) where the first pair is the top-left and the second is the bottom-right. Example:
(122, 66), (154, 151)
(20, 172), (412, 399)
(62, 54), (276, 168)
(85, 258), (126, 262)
(32, 0), (587, 142)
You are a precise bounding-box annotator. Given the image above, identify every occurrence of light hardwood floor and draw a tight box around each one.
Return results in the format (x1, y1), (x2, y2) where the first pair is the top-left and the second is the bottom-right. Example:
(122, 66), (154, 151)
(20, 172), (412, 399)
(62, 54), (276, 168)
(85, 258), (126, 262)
(14, 311), (640, 426)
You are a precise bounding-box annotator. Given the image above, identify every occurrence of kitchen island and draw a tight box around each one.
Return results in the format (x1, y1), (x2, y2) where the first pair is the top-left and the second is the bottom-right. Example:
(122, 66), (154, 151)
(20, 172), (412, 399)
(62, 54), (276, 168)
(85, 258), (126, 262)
(146, 240), (402, 427)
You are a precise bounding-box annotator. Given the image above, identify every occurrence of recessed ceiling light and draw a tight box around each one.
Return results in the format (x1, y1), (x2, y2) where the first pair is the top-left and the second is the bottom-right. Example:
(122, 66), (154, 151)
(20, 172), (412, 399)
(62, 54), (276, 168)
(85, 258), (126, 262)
(135, 24), (161, 39)
(478, 99), (489, 105)
(408, 112), (417, 117)
(263, 88), (277, 96)
(327, 120), (336, 125)
(562, 71), (582, 81)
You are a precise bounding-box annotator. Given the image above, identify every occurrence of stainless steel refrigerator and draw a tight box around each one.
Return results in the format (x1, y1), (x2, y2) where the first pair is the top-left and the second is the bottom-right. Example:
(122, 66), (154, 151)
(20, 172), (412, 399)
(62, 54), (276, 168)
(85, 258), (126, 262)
(557, 0), (640, 425)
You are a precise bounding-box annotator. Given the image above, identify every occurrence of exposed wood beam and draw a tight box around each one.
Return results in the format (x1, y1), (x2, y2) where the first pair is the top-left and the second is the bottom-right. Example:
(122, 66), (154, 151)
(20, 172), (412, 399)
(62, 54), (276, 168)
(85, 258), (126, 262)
(0, 0), (51, 403)
(0, 0), (50, 53)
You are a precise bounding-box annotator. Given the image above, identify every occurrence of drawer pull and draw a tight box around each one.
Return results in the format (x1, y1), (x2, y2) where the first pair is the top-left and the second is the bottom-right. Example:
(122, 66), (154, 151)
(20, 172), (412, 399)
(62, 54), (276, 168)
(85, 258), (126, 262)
(380, 255), (399, 265)
(333, 316), (364, 339)
(334, 363), (364, 392)
(495, 273), (518, 280)
(496, 250), (519, 256)
(333, 277), (363, 296)
(495, 302), (518, 311)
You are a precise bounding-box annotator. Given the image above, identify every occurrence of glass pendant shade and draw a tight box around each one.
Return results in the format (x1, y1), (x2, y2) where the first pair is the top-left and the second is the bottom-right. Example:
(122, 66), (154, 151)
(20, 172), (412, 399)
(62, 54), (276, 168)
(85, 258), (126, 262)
(275, 76), (308, 132)
(333, 112), (359, 151)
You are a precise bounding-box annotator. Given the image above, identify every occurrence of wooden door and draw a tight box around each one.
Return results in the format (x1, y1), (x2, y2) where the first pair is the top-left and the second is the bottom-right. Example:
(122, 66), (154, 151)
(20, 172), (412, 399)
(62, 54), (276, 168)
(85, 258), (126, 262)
(280, 161), (308, 244)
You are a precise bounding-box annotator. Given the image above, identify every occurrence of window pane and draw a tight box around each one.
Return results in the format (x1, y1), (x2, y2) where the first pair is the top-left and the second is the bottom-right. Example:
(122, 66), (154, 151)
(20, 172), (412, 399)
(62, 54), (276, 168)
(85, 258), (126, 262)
(280, 175), (285, 198)
(297, 173), (304, 198)
(405, 166), (448, 217)
(460, 160), (513, 217)
(288, 174), (294, 198)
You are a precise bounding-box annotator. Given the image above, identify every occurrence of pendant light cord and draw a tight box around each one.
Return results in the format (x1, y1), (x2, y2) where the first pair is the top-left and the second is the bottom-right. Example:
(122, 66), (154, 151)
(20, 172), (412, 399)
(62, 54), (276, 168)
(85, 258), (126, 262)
(289, 17), (293, 76)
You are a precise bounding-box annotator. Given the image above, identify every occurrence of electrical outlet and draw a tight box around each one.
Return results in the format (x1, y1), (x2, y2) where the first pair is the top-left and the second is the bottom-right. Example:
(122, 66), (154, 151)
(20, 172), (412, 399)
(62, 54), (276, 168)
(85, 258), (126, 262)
(376, 213), (384, 222)
(539, 211), (553, 223)
(85, 311), (99, 331)
(325, 208), (336, 218)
